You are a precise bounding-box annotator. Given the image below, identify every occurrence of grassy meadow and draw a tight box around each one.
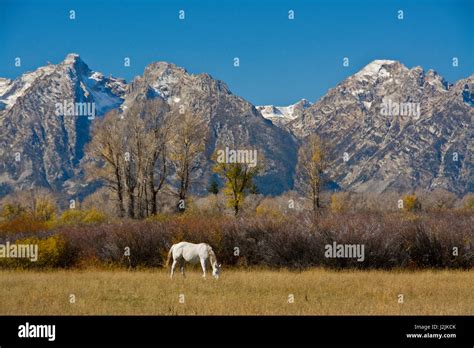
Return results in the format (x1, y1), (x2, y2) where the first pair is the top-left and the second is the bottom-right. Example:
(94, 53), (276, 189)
(0, 268), (472, 315)
(1, 206), (472, 316)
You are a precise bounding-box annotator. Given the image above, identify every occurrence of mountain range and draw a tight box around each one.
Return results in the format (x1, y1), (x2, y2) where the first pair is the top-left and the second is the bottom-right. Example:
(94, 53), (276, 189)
(0, 54), (472, 200)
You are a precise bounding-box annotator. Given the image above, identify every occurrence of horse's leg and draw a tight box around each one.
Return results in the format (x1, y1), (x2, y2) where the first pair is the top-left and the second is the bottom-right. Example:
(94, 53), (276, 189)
(170, 259), (177, 279)
(180, 259), (186, 278)
(200, 258), (207, 278)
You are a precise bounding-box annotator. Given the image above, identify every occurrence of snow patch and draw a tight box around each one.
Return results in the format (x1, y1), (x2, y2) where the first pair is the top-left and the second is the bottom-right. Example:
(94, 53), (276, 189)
(89, 72), (104, 81)
(152, 74), (180, 100)
(0, 65), (56, 111)
(257, 99), (311, 121)
(63, 53), (80, 65)
(80, 81), (90, 98)
(81, 73), (124, 115)
(354, 60), (398, 80)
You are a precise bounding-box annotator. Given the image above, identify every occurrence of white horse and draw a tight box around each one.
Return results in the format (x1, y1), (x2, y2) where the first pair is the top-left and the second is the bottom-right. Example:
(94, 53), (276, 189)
(166, 242), (221, 279)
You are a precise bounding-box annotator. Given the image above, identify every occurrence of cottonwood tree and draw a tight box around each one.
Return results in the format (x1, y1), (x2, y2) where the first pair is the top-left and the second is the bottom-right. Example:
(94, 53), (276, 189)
(297, 134), (328, 212)
(86, 99), (171, 218)
(416, 188), (457, 211)
(86, 109), (127, 217)
(122, 100), (171, 217)
(169, 110), (207, 211)
(122, 109), (142, 218)
(141, 99), (173, 216)
(212, 150), (263, 216)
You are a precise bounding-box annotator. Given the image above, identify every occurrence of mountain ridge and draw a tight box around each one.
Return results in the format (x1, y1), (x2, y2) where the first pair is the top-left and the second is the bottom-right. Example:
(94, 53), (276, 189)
(0, 54), (472, 199)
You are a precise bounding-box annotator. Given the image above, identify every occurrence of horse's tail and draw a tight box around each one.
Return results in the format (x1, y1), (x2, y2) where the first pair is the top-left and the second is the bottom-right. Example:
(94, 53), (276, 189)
(166, 245), (174, 267)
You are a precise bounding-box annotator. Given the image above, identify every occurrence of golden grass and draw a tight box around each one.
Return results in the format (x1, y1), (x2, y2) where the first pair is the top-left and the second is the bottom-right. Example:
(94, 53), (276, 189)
(0, 268), (472, 315)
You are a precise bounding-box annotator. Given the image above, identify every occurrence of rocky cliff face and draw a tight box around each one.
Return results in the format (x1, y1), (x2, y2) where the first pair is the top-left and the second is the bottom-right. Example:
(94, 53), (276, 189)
(122, 61), (298, 195)
(0, 56), (297, 197)
(0, 56), (471, 198)
(288, 60), (473, 194)
(0, 54), (126, 196)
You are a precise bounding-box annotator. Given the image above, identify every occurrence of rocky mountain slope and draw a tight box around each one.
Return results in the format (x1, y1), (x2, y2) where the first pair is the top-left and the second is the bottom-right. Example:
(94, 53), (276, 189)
(121, 61), (298, 194)
(0, 55), (297, 198)
(289, 60), (473, 194)
(0, 56), (471, 199)
(0, 54), (126, 197)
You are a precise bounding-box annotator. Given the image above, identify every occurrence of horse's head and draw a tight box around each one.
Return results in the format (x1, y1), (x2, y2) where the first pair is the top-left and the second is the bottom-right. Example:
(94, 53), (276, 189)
(212, 263), (222, 279)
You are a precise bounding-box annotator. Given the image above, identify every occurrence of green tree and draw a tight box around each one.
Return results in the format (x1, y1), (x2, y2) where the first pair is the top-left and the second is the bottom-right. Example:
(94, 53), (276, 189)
(212, 151), (262, 215)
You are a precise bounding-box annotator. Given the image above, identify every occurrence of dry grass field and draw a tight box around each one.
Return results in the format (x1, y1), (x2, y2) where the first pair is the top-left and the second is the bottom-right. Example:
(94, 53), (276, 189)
(0, 268), (472, 315)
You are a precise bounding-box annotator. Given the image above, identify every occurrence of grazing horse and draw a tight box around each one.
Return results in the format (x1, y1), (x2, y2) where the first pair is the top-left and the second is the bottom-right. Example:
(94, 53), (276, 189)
(166, 242), (221, 279)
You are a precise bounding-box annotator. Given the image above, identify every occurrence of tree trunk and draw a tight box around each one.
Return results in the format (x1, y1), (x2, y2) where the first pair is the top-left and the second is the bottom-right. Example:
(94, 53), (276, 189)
(114, 165), (125, 217)
(128, 192), (135, 219)
(147, 163), (157, 215)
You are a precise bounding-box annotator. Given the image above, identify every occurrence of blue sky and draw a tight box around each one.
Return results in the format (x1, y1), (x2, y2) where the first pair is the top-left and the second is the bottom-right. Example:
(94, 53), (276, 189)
(0, 0), (472, 105)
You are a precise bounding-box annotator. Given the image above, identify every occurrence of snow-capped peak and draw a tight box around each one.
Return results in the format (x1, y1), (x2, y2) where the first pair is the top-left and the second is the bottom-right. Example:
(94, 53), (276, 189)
(0, 53), (126, 115)
(63, 53), (81, 65)
(354, 59), (405, 80)
(257, 99), (311, 123)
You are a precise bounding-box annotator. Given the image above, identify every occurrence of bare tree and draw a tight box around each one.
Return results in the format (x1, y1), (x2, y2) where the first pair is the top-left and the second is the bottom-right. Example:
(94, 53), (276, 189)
(297, 134), (328, 212)
(86, 99), (171, 218)
(142, 99), (172, 215)
(86, 109), (126, 217)
(124, 114), (144, 218)
(416, 188), (458, 211)
(169, 110), (207, 210)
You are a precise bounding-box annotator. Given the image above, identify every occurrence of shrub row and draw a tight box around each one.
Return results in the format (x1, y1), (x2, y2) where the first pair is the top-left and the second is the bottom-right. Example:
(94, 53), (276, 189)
(0, 212), (472, 269)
